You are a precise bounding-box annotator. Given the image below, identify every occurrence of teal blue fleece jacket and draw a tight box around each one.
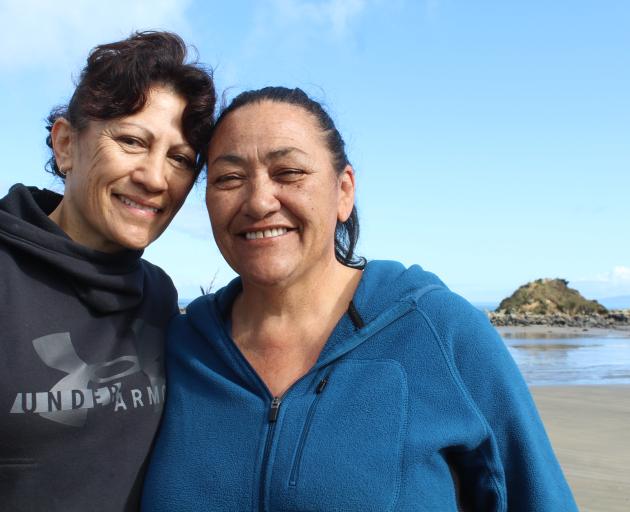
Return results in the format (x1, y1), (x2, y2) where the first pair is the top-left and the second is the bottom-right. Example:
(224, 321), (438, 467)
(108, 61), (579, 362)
(142, 260), (577, 511)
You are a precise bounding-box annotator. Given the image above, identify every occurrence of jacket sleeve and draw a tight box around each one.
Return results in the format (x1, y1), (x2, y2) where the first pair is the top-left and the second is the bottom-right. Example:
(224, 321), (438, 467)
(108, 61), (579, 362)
(422, 291), (578, 511)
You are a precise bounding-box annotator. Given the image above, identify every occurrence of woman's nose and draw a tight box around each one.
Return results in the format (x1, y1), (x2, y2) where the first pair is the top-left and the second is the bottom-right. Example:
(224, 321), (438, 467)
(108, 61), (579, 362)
(243, 179), (281, 219)
(131, 153), (168, 192)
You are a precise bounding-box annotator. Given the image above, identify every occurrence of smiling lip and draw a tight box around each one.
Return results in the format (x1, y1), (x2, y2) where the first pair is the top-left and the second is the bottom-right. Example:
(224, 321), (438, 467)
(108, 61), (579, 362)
(241, 227), (294, 240)
(114, 194), (163, 215)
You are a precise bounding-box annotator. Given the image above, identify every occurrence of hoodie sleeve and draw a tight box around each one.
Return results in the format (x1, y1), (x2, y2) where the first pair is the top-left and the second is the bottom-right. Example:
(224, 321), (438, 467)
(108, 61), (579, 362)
(420, 290), (578, 511)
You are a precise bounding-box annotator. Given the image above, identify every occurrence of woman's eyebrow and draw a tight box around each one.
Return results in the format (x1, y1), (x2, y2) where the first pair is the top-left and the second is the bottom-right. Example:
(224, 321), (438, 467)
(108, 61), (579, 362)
(115, 121), (154, 140)
(115, 122), (193, 152)
(264, 146), (307, 161)
(210, 147), (307, 167)
(210, 153), (246, 166)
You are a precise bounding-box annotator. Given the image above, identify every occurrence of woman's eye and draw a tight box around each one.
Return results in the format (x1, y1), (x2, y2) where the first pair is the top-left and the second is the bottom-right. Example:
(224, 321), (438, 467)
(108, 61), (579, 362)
(171, 154), (195, 170)
(276, 168), (305, 181)
(118, 136), (143, 147)
(213, 174), (243, 189)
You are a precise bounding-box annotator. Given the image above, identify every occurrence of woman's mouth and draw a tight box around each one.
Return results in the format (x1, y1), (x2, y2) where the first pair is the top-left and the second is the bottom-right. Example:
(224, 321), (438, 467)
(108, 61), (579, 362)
(114, 194), (162, 214)
(244, 227), (291, 240)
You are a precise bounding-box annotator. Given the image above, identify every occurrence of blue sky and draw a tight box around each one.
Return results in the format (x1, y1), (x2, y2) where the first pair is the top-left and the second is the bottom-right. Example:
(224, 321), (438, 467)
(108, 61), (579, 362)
(1, 0), (629, 304)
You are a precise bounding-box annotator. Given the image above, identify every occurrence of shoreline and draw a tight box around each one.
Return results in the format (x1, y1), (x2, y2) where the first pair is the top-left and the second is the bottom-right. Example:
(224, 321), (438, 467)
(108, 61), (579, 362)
(488, 311), (630, 331)
(497, 325), (630, 338)
(531, 385), (630, 512)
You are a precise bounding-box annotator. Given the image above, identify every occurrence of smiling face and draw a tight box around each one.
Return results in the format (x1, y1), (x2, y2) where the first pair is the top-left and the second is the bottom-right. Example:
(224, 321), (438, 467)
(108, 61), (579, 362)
(206, 100), (355, 288)
(50, 86), (196, 252)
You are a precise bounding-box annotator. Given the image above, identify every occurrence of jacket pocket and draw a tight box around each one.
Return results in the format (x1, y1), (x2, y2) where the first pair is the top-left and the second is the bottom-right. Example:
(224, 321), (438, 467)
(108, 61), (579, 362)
(288, 370), (332, 487)
(284, 359), (408, 512)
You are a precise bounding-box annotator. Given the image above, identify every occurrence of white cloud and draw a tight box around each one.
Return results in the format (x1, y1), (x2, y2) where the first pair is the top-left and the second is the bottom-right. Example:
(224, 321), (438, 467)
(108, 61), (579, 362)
(233, 0), (373, 70)
(0, 0), (193, 72)
(572, 266), (630, 299)
(610, 266), (630, 282)
(273, 0), (367, 36)
(265, 0), (369, 38)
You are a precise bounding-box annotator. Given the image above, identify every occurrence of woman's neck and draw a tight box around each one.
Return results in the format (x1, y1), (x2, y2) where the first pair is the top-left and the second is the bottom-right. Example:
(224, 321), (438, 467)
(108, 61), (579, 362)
(231, 258), (362, 396)
(235, 259), (360, 330)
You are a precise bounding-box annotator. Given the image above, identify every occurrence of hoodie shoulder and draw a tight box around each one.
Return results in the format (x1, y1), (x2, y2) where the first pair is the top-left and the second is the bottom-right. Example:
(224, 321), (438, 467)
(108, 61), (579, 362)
(360, 260), (493, 349)
(411, 278), (510, 387)
(181, 276), (243, 343)
(140, 258), (175, 287)
(139, 258), (179, 315)
(355, 260), (447, 322)
(361, 260), (446, 297)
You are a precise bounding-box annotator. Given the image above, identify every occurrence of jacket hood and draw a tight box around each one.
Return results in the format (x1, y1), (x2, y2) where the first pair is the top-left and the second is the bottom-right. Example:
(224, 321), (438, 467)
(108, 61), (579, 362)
(351, 260), (446, 325)
(0, 184), (146, 313)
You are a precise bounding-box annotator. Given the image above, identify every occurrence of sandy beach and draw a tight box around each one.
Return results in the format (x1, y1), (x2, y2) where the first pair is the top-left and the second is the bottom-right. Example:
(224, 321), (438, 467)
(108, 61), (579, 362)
(531, 386), (630, 512)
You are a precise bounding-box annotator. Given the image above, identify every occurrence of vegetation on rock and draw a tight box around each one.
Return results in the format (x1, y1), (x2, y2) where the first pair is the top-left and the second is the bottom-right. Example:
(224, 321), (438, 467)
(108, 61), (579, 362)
(496, 278), (608, 315)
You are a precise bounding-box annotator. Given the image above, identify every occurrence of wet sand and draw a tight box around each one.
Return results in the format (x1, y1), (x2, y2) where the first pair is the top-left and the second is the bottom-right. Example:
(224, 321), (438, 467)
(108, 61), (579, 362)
(531, 386), (630, 512)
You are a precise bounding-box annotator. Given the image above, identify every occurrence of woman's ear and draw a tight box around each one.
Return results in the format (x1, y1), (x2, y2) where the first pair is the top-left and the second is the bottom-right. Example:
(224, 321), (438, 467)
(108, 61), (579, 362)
(337, 164), (356, 223)
(50, 118), (74, 174)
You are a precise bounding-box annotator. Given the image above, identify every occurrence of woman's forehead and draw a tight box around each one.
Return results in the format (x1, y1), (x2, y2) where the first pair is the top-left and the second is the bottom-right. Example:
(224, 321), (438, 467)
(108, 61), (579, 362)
(210, 101), (326, 152)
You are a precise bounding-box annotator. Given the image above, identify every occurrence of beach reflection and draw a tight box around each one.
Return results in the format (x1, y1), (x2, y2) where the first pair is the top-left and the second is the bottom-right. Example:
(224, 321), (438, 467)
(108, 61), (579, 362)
(503, 335), (630, 385)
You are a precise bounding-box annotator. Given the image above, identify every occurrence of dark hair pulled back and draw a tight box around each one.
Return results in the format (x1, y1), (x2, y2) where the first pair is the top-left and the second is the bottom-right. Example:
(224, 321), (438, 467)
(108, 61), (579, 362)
(212, 86), (363, 268)
(45, 31), (216, 177)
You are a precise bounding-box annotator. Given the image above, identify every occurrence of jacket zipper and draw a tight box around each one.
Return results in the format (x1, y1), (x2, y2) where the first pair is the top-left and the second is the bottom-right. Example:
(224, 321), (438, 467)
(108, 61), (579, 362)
(259, 396), (282, 512)
(288, 372), (331, 487)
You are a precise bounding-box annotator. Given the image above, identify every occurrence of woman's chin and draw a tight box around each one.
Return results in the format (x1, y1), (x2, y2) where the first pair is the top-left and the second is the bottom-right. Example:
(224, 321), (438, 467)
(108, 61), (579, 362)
(236, 261), (299, 289)
(102, 232), (153, 253)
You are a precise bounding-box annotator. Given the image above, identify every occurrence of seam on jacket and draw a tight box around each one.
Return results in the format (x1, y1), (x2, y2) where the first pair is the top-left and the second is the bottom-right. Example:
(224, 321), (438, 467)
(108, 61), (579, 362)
(416, 308), (506, 512)
(317, 301), (413, 367)
(406, 284), (445, 304)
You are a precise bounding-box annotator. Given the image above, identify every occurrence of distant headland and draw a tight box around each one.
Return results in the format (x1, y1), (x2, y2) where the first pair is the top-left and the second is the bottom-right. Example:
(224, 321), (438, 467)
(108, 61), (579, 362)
(488, 278), (630, 330)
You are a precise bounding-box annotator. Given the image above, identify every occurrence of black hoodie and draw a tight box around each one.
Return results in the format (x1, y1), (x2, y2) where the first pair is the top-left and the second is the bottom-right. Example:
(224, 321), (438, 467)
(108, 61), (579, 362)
(0, 184), (177, 511)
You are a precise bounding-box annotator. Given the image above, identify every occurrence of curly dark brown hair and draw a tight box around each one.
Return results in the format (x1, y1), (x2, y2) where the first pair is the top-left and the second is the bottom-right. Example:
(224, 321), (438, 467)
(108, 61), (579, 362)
(45, 31), (216, 177)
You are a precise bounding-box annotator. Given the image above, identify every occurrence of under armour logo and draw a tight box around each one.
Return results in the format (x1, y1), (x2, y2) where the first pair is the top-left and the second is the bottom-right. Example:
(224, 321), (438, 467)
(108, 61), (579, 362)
(10, 320), (164, 427)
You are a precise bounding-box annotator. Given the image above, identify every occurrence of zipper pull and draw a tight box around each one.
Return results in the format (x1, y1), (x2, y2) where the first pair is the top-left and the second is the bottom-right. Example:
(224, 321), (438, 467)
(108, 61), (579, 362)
(269, 397), (281, 423)
(316, 378), (328, 394)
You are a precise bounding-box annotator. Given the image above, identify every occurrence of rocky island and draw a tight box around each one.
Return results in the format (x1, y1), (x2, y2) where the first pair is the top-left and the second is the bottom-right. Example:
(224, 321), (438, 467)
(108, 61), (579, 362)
(488, 278), (630, 330)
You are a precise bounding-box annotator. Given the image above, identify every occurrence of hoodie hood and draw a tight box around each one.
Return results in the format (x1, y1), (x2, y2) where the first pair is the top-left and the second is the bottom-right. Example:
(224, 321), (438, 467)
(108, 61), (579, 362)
(0, 184), (146, 313)
(351, 260), (446, 325)
(318, 260), (447, 364)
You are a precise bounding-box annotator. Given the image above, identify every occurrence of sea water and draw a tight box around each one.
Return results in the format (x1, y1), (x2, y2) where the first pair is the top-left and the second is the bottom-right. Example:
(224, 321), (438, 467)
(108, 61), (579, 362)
(503, 332), (630, 386)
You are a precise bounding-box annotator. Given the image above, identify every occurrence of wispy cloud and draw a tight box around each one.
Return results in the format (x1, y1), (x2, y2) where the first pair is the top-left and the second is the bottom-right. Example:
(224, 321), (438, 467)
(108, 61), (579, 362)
(573, 266), (630, 299)
(270, 0), (369, 38)
(230, 0), (374, 77)
(243, 0), (372, 54)
(609, 266), (630, 282)
(0, 0), (193, 72)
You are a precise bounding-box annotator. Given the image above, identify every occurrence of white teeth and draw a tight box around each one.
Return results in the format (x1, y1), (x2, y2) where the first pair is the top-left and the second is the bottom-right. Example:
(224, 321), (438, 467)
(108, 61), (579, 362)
(245, 227), (288, 240)
(117, 195), (159, 213)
